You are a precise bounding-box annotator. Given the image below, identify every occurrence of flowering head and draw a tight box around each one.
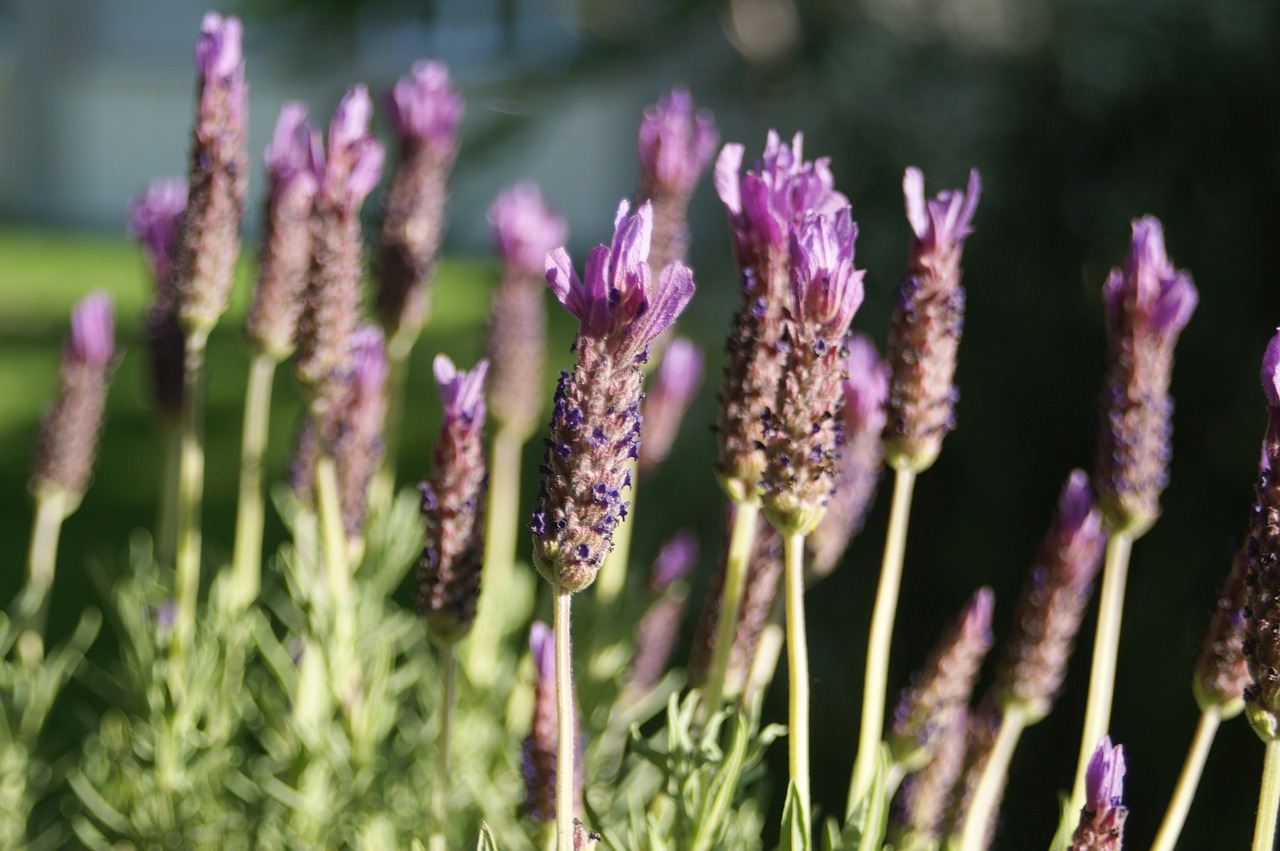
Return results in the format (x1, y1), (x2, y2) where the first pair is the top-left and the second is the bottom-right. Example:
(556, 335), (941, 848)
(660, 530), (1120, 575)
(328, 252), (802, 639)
(265, 102), (321, 197)
(843, 335), (890, 430)
(1070, 737), (1128, 851)
(386, 60), (464, 156)
(638, 87), (718, 199)
(638, 336), (704, 476)
(128, 179), (188, 293)
(1195, 546), (1249, 717)
(788, 207), (866, 342)
(69, 293), (116, 368)
(1102, 216), (1197, 342)
(322, 85), (385, 209)
(903, 166), (981, 269)
(434, 354), (489, 448)
(650, 530), (698, 594)
(545, 199), (694, 360)
(488, 183), (568, 277)
(196, 13), (243, 81)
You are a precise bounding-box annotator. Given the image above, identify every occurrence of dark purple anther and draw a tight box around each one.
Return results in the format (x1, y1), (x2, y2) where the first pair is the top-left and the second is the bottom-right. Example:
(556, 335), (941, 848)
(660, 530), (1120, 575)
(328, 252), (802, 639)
(418, 355), (488, 644)
(884, 167), (981, 473)
(1093, 216), (1197, 535)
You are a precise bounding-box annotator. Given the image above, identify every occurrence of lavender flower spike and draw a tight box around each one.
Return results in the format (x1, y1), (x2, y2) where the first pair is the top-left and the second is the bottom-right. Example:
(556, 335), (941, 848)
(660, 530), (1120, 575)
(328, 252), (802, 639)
(335, 327), (389, 539)
(762, 208), (866, 535)
(523, 621), (584, 822)
(1070, 737), (1128, 851)
(295, 85), (384, 424)
(173, 12), (248, 340)
(807, 335), (889, 578)
(1094, 216), (1198, 535)
(31, 293), (116, 509)
(486, 183), (566, 437)
(995, 470), (1107, 723)
(245, 102), (321, 360)
(638, 87), (718, 274)
(1194, 546), (1249, 718)
(533, 200), (695, 593)
(418, 355), (489, 644)
(638, 336), (704, 478)
(884, 167), (981, 473)
(376, 61), (464, 345)
(1244, 330), (1280, 740)
(128, 179), (188, 422)
(888, 587), (994, 771)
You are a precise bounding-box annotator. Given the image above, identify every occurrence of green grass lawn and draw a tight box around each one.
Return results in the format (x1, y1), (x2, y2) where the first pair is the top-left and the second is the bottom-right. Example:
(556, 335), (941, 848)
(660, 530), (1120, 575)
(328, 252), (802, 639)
(0, 226), (501, 636)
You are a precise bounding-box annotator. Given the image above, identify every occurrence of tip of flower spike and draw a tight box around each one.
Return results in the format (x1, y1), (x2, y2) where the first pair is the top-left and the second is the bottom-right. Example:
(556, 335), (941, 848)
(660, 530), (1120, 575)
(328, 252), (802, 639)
(638, 87), (719, 196)
(265, 102), (321, 189)
(789, 208), (866, 339)
(650, 530), (698, 593)
(963, 586), (995, 637)
(196, 13), (243, 79)
(433, 354), (489, 426)
(903, 166), (982, 252)
(529, 620), (554, 680)
(488, 183), (568, 276)
(843, 335), (890, 425)
(127, 178), (187, 285)
(1104, 216), (1197, 338)
(332, 85), (373, 150)
(1085, 736), (1126, 812)
(657, 337), (704, 399)
(69, 292), (115, 367)
(1265, 329), (1280, 408)
(387, 60), (464, 149)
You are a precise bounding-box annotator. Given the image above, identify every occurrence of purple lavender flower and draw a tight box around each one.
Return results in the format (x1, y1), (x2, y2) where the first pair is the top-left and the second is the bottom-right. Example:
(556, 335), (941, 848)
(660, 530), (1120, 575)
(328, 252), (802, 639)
(637, 87), (718, 275)
(485, 184), (566, 437)
(995, 470), (1107, 723)
(1244, 330), (1280, 740)
(376, 61), (464, 343)
(890, 705), (969, 850)
(638, 336), (704, 478)
(1094, 216), (1198, 535)
(335, 327), (388, 539)
(889, 587), (994, 771)
(173, 12), (248, 339)
(626, 530), (699, 695)
(1070, 737), (1128, 851)
(884, 167), (981, 473)
(713, 131), (848, 502)
(245, 102), (321, 359)
(31, 293), (117, 507)
(1194, 546), (1249, 717)
(128, 179), (188, 422)
(418, 355), (489, 643)
(295, 86), (384, 426)
(532, 200), (695, 593)
(807, 335), (889, 578)
(523, 621), (583, 822)
(762, 208), (866, 535)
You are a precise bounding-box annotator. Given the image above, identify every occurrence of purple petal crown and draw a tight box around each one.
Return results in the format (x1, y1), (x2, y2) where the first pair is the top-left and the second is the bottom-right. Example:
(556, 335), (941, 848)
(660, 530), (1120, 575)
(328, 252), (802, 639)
(265, 101), (321, 195)
(544, 199), (695, 360)
(195, 13), (243, 80)
(434, 354), (489, 445)
(1102, 216), (1198, 341)
(488, 183), (568, 278)
(638, 86), (719, 200)
(322, 85), (385, 209)
(128, 178), (188, 293)
(903, 166), (981, 265)
(788, 207), (866, 342)
(386, 60), (464, 154)
(1070, 737), (1127, 851)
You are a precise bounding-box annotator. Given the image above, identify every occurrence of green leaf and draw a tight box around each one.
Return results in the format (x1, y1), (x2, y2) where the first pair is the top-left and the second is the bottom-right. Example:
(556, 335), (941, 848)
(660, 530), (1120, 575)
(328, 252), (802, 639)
(1047, 793), (1075, 851)
(475, 822), (499, 851)
(690, 708), (751, 851)
(780, 780), (812, 851)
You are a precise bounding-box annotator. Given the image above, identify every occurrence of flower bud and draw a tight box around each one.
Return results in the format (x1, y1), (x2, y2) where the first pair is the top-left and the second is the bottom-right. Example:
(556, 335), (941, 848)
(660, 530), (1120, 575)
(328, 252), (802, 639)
(1069, 737), (1127, 851)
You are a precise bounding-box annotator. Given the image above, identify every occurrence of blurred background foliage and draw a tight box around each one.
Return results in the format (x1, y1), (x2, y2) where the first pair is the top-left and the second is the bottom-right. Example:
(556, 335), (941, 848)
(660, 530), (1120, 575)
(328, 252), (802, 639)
(1, 0), (1279, 846)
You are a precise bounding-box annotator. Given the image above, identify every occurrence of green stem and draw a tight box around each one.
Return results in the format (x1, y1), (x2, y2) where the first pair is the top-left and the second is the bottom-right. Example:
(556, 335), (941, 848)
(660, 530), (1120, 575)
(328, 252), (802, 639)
(174, 331), (209, 654)
(1069, 530), (1133, 813)
(1255, 738), (1280, 851)
(554, 589), (575, 851)
(469, 425), (524, 686)
(596, 456), (639, 607)
(231, 351), (277, 612)
(702, 498), (761, 718)
(784, 530), (811, 817)
(849, 466), (917, 817)
(1152, 707), (1221, 851)
(156, 423), (181, 567)
(430, 646), (455, 851)
(27, 491), (67, 598)
(314, 450), (349, 601)
(955, 705), (1027, 851)
(371, 338), (412, 512)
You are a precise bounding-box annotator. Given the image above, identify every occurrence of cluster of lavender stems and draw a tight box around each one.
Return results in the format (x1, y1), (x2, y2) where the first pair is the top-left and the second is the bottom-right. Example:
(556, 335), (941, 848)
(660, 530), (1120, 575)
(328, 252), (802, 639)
(27, 12), (1280, 851)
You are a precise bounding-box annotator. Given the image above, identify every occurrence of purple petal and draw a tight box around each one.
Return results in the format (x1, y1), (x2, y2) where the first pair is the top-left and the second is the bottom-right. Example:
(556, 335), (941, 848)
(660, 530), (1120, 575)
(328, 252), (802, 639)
(265, 102), (320, 194)
(195, 13), (242, 80)
(714, 144), (745, 215)
(1085, 736), (1126, 812)
(488, 183), (568, 276)
(1263, 329), (1280, 409)
(434, 354), (489, 427)
(529, 620), (555, 681)
(68, 292), (115, 367)
(650, 530), (699, 592)
(386, 60), (464, 150)
(622, 263), (695, 354)
(351, 326), (387, 392)
(842, 335), (890, 426)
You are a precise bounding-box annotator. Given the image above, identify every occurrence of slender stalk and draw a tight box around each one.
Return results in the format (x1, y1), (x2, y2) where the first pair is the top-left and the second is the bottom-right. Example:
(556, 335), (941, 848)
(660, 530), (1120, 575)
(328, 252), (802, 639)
(596, 456), (639, 606)
(174, 332), (209, 652)
(784, 531), (811, 817)
(27, 491), (67, 598)
(1069, 530), (1133, 812)
(956, 705), (1027, 851)
(230, 351), (277, 611)
(430, 647), (455, 851)
(701, 498), (762, 718)
(849, 466), (918, 815)
(371, 338), (412, 511)
(469, 425), (524, 686)
(1255, 739), (1280, 851)
(1151, 708), (1221, 851)
(156, 424), (181, 567)
(314, 450), (349, 599)
(554, 589), (575, 851)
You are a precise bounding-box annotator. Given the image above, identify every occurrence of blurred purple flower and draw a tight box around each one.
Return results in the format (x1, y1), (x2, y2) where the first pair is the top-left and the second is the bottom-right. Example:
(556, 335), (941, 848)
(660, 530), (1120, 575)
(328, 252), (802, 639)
(638, 336), (704, 477)
(386, 60), (464, 154)
(489, 183), (568, 278)
(639, 87), (718, 201)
